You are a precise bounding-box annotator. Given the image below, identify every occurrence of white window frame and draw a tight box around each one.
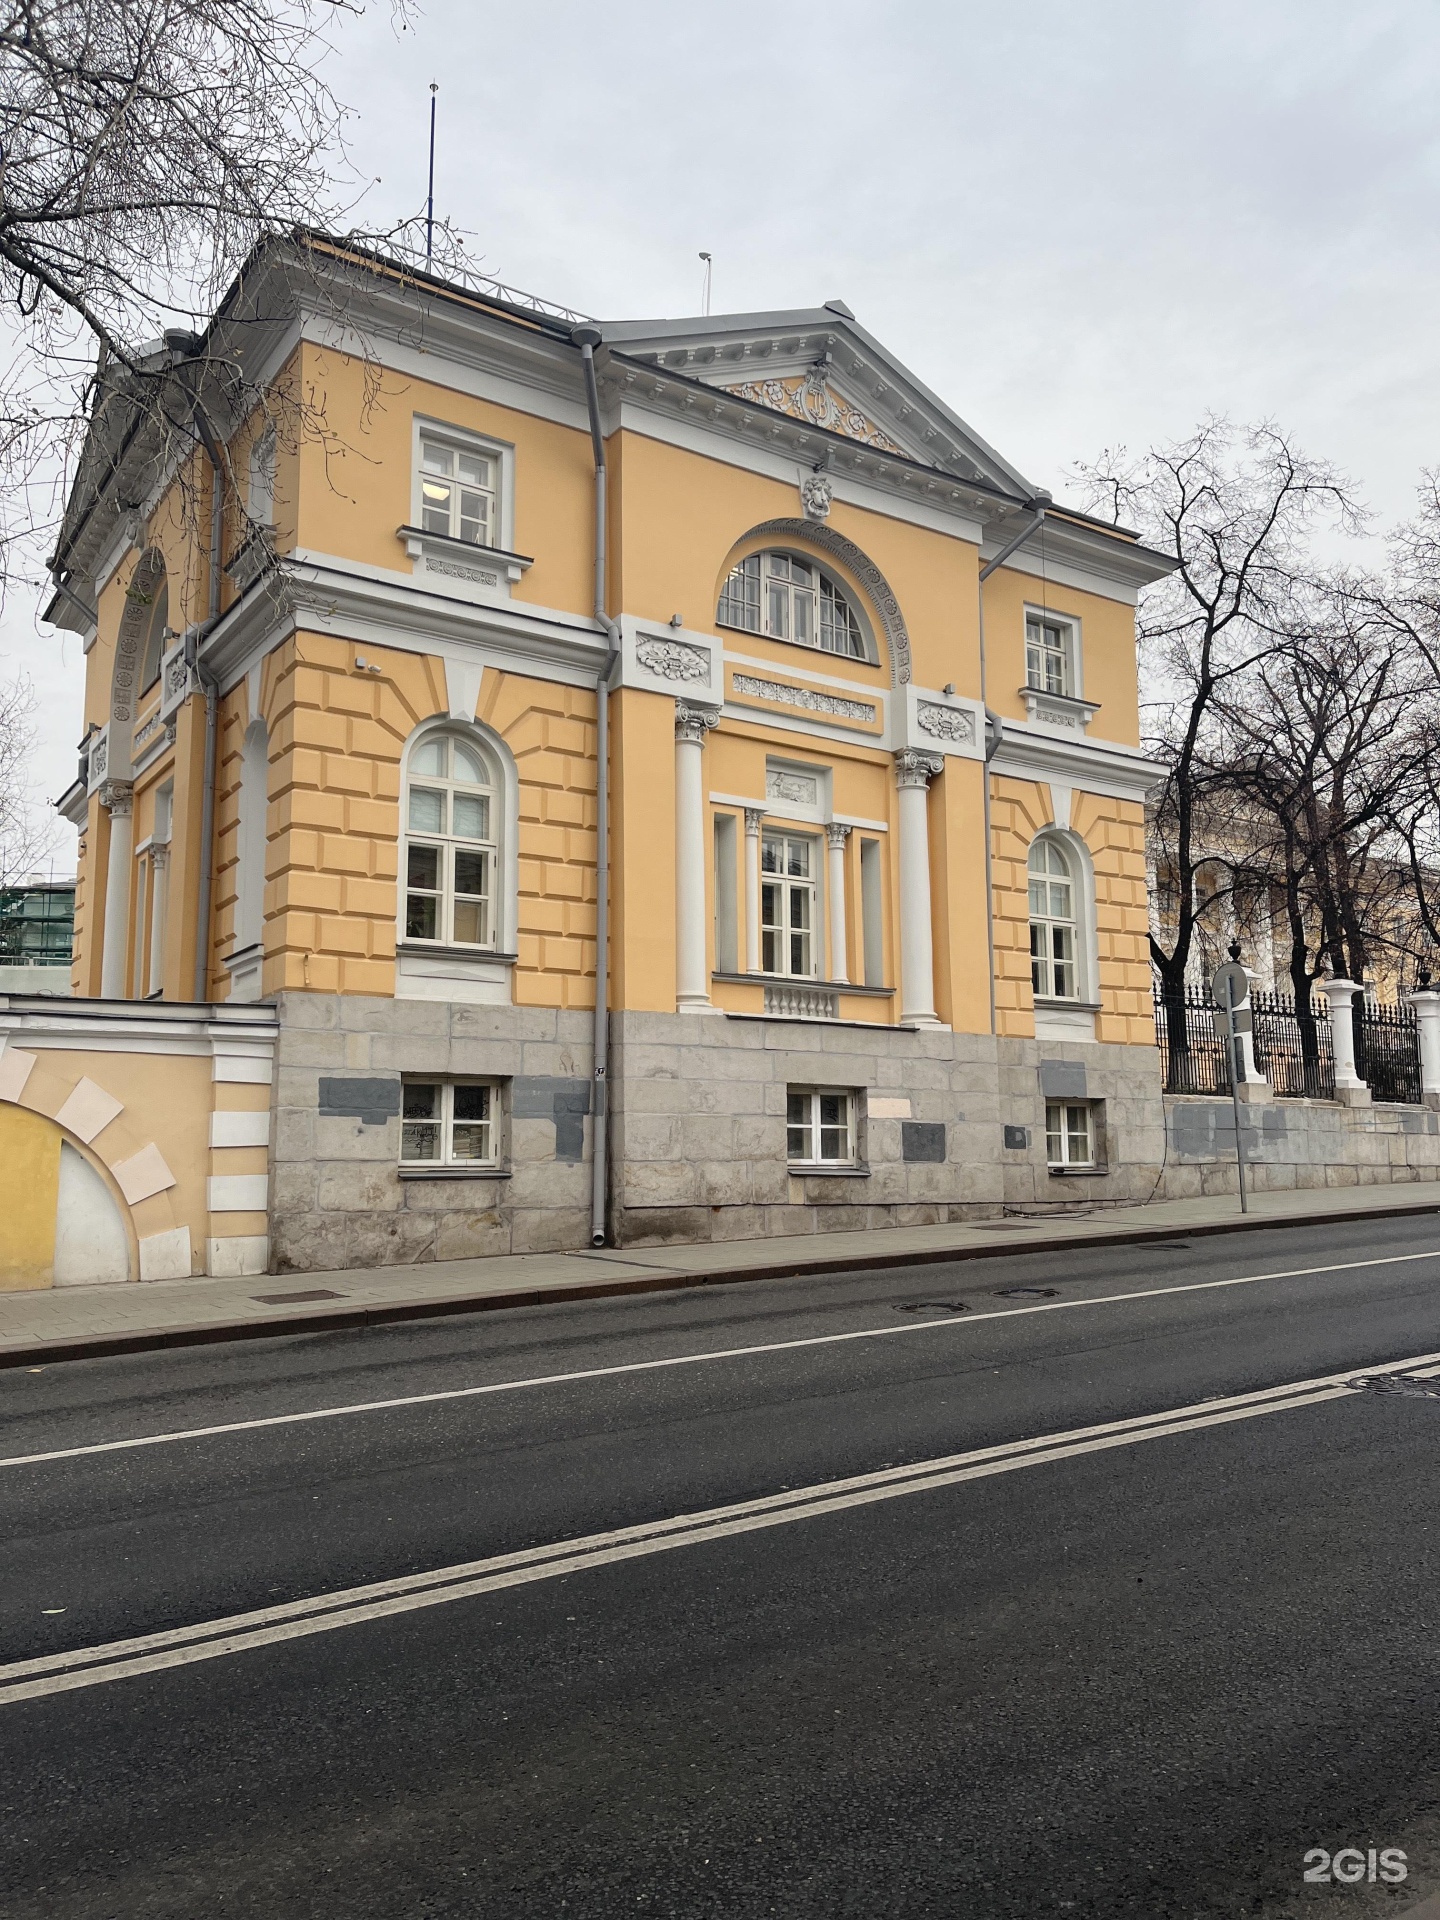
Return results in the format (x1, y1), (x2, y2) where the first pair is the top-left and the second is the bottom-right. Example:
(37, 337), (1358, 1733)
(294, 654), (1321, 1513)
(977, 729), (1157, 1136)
(411, 416), (516, 556)
(402, 728), (502, 952)
(786, 1086), (858, 1166)
(1046, 1100), (1097, 1170)
(1029, 836), (1081, 1001)
(761, 829), (820, 978)
(400, 1078), (503, 1169)
(718, 550), (872, 662)
(1024, 607), (1082, 699)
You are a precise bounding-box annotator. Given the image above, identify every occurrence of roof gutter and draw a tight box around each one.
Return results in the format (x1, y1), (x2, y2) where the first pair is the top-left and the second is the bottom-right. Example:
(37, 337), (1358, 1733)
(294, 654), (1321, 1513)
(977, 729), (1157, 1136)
(573, 328), (621, 1248)
(977, 494), (1049, 1036)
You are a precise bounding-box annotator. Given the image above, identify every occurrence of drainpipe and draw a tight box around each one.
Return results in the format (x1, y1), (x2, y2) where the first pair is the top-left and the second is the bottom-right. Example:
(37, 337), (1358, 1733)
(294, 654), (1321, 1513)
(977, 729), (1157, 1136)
(167, 332), (226, 1005)
(977, 492), (1049, 1035)
(573, 328), (621, 1247)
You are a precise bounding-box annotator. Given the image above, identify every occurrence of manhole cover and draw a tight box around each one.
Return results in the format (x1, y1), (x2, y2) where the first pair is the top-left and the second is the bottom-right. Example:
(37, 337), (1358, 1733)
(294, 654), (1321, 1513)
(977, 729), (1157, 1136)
(896, 1300), (971, 1315)
(251, 1288), (349, 1305)
(997, 1286), (1060, 1299)
(1347, 1372), (1440, 1400)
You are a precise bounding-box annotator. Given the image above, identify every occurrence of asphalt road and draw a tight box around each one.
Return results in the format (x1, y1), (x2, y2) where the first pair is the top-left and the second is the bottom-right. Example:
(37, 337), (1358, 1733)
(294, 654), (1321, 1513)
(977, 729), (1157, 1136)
(5, 1212), (1440, 1919)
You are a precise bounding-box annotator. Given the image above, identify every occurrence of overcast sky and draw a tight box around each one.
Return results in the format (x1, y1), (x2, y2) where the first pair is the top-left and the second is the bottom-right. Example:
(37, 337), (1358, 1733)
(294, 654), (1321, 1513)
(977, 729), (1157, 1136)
(11, 0), (1440, 871)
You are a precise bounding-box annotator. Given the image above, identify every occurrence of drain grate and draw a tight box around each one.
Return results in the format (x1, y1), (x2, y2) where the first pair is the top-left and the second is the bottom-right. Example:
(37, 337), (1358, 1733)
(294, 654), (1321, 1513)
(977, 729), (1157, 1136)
(1347, 1372), (1440, 1401)
(997, 1286), (1060, 1299)
(251, 1288), (349, 1305)
(896, 1300), (971, 1315)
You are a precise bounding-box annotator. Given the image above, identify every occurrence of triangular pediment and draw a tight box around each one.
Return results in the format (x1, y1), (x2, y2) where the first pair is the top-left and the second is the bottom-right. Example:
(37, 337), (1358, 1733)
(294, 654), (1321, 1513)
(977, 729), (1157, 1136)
(595, 306), (1033, 497)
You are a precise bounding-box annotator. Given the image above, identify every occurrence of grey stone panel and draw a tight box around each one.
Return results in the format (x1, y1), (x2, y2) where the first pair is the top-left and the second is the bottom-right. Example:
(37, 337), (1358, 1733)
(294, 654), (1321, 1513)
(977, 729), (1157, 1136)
(902, 1122), (947, 1163)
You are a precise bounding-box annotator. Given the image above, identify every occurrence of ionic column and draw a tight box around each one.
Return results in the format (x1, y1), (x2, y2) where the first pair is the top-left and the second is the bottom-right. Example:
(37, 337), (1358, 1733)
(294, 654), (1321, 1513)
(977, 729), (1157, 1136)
(147, 842), (169, 996)
(1408, 981), (1440, 1110)
(744, 807), (765, 974)
(894, 750), (944, 1028)
(99, 780), (133, 999)
(1319, 977), (1370, 1105)
(826, 822), (851, 985)
(674, 703), (720, 1012)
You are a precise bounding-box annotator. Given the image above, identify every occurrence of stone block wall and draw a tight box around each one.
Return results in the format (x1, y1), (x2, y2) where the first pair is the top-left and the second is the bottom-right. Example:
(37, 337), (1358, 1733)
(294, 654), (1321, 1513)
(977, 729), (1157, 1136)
(607, 1011), (1167, 1246)
(1159, 1096), (1440, 1198)
(268, 991), (595, 1271)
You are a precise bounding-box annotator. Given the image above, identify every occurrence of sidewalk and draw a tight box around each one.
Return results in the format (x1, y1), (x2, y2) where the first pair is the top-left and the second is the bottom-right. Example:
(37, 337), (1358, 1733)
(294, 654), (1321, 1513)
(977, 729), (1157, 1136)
(4, 1181), (1439, 1367)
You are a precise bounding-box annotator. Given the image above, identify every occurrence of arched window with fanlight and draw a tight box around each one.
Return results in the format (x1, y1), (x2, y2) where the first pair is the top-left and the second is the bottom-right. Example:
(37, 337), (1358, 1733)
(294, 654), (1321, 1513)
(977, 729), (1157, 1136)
(717, 551), (867, 660)
(1029, 836), (1080, 1000)
(403, 730), (500, 949)
(137, 577), (170, 696)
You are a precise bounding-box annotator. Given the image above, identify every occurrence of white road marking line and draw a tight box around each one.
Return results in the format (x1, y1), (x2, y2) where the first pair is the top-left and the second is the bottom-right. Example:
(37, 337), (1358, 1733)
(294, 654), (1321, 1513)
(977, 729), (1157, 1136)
(4, 1345), (1432, 1709)
(6, 1245), (1440, 1473)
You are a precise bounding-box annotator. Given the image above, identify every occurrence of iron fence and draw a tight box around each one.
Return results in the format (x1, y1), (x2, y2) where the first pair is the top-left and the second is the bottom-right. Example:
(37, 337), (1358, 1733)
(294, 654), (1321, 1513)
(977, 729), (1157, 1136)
(1153, 984), (1233, 1095)
(1353, 998), (1423, 1105)
(1250, 989), (1336, 1101)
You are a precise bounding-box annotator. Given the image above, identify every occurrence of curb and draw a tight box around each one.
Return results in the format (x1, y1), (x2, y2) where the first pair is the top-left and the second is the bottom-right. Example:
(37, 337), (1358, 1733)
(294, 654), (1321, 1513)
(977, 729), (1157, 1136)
(5, 1192), (1439, 1370)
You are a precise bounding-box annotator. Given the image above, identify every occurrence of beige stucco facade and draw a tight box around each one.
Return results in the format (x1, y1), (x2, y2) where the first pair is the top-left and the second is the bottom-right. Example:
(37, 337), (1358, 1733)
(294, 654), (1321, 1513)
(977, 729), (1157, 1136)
(18, 238), (1183, 1285)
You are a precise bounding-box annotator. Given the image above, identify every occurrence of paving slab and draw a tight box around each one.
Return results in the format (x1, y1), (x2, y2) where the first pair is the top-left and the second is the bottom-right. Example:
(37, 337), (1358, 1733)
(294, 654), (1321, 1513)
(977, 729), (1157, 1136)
(3, 1181), (1439, 1367)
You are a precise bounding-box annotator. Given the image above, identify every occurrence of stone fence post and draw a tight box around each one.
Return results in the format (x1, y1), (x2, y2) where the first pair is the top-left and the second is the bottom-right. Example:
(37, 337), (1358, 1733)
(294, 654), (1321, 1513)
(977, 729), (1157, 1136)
(1407, 987), (1440, 1110)
(1318, 977), (1370, 1106)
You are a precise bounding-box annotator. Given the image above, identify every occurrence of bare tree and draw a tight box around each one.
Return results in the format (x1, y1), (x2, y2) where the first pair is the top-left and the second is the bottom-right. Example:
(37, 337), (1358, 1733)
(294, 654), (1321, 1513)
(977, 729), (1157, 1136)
(1075, 418), (1362, 1019)
(0, 0), (461, 587)
(0, 670), (56, 881)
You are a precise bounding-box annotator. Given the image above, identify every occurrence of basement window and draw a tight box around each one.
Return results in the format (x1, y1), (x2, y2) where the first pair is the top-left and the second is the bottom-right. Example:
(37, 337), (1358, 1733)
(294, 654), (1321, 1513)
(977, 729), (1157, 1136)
(401, 1079), (501, 1168)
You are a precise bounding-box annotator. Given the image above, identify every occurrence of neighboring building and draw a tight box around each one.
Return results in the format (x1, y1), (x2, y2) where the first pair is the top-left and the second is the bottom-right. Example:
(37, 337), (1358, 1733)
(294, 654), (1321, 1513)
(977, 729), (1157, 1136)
(0, 877), (75, 994)
(4, 235), (1174, 1289)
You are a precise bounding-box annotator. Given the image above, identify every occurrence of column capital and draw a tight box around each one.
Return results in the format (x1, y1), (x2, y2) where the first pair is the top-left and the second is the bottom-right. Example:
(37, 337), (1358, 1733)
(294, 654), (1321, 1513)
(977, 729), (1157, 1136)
(148, 840), (170, 871)
(674, 702), (720, 747)
(744, 806), (766, 836)
(99, 779), (133, 817)
(894, 749), (943, 790)
(825, 821), (852, 849)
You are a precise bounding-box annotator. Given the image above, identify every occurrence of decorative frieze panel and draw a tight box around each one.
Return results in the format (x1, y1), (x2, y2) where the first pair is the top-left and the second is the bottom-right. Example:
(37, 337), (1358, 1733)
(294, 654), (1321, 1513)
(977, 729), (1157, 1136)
(720, 369), (905, 455)
(159, 639), (194, 721)
(915, 700), (976, 745)
(766, 767), (820, 808)
(1022, 687), (1100, 734)
(731, 672), (878, 728)
(636, 635), (710, 683)
(86, 726), (109, 794)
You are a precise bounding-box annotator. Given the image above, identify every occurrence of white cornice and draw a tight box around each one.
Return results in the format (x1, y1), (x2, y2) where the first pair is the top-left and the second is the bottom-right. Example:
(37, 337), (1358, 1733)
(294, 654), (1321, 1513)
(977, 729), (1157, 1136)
(989, 719), (1164, 804)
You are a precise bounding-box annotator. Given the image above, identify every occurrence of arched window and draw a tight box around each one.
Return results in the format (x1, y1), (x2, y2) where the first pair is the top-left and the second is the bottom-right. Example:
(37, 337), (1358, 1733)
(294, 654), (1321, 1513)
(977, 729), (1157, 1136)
(1029, 837), (1079, 999)
(718, 551), (865, 659)
(403, 730), (499, 948)
(137, 578), (170, 694)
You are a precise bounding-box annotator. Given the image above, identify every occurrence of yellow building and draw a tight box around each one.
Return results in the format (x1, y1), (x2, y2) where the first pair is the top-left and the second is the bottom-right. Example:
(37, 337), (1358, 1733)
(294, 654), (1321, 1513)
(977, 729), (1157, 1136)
(8, 236), (1174, 1286)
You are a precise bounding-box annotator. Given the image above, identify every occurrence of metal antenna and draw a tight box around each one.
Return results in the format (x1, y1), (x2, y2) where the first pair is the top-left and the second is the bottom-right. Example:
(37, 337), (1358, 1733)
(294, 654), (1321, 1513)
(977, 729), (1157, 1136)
(426, 83), (438, 268)
(699, 251), (712, 316)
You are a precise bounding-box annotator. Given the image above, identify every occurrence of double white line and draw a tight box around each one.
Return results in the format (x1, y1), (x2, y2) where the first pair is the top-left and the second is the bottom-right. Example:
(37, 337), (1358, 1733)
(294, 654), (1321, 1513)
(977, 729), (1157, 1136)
(5, 1347), (1438, 1711)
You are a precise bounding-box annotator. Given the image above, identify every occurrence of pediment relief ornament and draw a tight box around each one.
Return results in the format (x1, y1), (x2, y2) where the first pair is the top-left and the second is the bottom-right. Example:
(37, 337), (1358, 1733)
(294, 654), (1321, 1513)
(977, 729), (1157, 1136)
(720, 373), (904, 455)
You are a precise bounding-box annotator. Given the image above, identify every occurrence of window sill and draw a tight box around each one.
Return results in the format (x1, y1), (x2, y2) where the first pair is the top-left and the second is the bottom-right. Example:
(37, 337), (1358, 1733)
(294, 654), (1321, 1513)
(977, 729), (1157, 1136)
(397, 942), (518, 964)
(716, 617), (877, 670)
(398, 1164), (511, 1181)
(1046, 1165), (1108, 1178)
(713, 971), (893, 997)
(1033, 995), (1102, 1012)
(788, 1162), (871, 1178)
(397, 525), (534, 581)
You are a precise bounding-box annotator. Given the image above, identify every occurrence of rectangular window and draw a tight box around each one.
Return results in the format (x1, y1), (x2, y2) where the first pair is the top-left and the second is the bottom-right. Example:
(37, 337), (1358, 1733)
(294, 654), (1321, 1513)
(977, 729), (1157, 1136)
(786, 1087), (858, 1165)
(400, 1080), (500, 1167)
(761, 831), (816, 977)
(1026, 616), (1072, 697)
(860, 837), (884, 988)
(419, 437), (498, 549)
(1045, 1101), (1096, 1170)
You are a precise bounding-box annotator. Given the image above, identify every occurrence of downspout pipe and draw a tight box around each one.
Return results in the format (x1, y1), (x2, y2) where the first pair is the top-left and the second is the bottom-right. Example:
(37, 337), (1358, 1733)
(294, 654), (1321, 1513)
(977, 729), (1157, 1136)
(573, 328), (621, 1247)
(977, 493), (1049, 1036)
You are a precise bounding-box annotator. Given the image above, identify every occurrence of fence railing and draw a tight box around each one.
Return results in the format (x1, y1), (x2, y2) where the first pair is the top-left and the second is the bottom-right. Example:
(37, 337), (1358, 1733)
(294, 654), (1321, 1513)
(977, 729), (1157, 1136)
(1251, 989), (1336, 1101)
(1154, 978), (1425, 1105)
(1153, 985), (1233, 1095)
(1353, 998), (1423, 1105)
